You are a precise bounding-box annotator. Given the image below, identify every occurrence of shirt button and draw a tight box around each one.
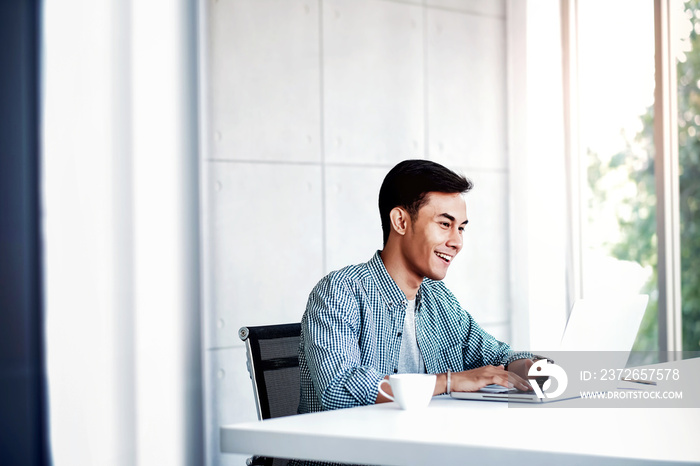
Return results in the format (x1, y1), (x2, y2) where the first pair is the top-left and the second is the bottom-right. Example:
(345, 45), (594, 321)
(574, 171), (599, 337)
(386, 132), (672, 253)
(393, 368), (398, 373)
(397, 332), (402, 337)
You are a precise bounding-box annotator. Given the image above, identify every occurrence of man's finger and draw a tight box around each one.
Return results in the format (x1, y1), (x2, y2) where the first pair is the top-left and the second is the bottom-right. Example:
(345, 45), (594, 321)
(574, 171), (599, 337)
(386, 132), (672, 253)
(507, 372), (533, 392)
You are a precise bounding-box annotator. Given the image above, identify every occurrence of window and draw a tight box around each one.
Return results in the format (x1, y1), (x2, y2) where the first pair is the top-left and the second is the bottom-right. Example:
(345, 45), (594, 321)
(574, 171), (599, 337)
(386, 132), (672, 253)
(565, 0), (699, 357)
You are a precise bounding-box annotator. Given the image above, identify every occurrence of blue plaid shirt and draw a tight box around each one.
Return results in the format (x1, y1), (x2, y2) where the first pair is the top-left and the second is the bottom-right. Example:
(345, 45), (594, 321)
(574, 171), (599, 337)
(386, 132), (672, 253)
(298, 251), (530, 413)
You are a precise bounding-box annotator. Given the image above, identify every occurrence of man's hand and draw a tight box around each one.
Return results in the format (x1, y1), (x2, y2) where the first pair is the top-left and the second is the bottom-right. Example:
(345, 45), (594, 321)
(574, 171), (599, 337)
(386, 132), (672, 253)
(505, 358), (534, 388)
(451, 364), (531, 393)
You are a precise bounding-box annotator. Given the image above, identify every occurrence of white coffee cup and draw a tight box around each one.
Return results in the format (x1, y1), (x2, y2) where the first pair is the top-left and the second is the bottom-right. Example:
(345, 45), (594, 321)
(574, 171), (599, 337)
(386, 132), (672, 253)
(377, 373), (436, 410)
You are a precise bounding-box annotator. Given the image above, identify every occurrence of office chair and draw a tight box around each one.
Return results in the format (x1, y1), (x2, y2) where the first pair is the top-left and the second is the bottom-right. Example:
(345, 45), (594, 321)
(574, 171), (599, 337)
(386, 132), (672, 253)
(239, 323), (301, 466)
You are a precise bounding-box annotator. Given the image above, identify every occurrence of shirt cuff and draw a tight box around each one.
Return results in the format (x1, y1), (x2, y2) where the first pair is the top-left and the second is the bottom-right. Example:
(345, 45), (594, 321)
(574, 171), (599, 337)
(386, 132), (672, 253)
(345, 368), (386, 405)
(502, 350), (534, 367)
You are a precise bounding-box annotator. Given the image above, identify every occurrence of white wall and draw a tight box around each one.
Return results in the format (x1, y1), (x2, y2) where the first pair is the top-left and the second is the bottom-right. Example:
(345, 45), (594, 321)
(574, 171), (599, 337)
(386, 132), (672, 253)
(202, 1), (518, 464)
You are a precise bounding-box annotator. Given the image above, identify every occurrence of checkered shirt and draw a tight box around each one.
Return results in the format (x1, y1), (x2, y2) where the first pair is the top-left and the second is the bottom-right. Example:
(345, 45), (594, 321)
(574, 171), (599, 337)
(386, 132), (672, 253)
(298, 251), (531, 414)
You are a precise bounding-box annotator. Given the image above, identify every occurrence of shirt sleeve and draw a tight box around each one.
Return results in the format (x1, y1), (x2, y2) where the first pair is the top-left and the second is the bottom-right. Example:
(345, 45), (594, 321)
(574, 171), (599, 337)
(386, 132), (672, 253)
(440, 287), (533, 368)
(301, 275), (385, 411)
(466, 316), (532, 367)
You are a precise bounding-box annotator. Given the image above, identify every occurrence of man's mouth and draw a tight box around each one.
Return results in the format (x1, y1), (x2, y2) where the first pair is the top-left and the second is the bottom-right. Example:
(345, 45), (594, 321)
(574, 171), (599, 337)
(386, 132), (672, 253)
(435, 252), (453, 263)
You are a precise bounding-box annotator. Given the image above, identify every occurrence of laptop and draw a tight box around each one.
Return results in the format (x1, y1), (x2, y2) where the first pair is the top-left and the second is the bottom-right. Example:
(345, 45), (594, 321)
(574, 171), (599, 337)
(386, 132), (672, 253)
(450, 294), (649, 403)
(450, 383), (546, 403)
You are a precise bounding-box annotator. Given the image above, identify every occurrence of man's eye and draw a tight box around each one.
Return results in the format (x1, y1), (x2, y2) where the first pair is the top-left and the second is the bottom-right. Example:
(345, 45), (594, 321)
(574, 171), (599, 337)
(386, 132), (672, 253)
(441, 222), (450, 228)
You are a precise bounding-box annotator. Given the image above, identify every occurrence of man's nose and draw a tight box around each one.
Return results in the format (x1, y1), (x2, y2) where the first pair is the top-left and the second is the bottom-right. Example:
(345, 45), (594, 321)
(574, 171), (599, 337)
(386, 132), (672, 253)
(446, 227), (462, 251)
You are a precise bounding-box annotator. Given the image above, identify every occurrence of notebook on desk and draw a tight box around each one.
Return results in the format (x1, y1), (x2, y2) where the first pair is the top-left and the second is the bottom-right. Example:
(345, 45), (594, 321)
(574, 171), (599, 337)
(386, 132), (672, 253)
(450, 294), (649, 403)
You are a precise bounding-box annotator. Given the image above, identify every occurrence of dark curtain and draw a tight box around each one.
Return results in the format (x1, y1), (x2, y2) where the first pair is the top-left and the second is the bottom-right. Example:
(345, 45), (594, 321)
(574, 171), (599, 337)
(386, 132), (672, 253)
(0, 0), (50, 464)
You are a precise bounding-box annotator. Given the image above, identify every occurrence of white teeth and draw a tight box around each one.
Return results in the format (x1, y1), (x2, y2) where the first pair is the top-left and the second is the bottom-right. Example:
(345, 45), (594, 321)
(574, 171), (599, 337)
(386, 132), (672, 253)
(435, 252), (452, 262)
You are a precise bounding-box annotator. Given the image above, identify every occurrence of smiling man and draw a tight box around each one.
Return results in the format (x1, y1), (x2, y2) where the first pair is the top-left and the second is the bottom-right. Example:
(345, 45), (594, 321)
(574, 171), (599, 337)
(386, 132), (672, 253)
(298, 159), (533, 413)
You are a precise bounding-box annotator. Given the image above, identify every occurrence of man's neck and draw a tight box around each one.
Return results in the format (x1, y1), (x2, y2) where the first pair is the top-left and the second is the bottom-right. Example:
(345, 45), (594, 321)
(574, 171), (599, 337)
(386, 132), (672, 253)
(379, 246), (422, 300)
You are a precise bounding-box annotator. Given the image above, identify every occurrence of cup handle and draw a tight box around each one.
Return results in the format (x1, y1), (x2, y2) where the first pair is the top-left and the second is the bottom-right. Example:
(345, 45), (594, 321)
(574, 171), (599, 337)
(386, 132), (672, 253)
(377, 379), (394, 402)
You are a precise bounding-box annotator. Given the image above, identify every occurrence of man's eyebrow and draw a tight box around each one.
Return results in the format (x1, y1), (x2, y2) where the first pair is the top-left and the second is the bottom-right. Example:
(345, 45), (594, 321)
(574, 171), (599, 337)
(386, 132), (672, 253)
(437, 213), (468, 225)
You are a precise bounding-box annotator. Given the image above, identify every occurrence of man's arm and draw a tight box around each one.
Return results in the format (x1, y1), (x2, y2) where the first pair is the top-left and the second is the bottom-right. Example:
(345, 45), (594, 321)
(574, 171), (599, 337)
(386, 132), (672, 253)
(436, 285), (534, 392)
(375, 364), (532, 401)
(302, 276), (385, 410)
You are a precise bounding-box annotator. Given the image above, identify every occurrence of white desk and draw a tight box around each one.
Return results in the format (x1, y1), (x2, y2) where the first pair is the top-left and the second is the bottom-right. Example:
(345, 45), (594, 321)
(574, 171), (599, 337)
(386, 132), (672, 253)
(221, 358), (700, 465)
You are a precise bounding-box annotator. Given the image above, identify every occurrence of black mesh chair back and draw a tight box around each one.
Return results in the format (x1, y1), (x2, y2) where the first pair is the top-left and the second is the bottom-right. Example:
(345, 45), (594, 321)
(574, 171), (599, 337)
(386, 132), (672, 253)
(239, 323), (301, 421)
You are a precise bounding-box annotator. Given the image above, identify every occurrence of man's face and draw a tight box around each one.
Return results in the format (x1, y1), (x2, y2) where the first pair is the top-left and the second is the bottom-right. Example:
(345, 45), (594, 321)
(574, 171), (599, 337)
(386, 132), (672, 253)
(402, 192), (468, 281)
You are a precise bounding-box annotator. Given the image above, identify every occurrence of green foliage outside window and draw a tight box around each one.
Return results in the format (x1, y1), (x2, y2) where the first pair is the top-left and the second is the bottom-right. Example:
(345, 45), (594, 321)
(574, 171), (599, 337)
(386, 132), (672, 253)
(677, 0), (700, 351)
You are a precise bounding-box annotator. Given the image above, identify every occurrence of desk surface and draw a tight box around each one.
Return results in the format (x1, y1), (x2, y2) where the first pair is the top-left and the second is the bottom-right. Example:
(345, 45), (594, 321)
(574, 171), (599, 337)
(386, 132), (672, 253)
(221, 358), (700, 465)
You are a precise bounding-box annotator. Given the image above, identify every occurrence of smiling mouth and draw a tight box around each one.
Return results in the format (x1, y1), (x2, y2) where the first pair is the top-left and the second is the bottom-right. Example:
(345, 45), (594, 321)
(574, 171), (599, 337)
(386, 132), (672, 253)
(435, 252), (453, 263)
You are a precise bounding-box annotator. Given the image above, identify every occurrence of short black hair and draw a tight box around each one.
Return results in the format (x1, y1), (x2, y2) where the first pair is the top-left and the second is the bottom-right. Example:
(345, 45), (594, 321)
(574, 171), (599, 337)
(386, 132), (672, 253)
(378, 159), (473, 246)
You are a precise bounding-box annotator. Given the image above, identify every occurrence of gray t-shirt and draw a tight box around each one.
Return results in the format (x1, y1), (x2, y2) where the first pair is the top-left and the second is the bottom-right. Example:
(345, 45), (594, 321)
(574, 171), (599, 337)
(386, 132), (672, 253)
(397, 298), (426, 374)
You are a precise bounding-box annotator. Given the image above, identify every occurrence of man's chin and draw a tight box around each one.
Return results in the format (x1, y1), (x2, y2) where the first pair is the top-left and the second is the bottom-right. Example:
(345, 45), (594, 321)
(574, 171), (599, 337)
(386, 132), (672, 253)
(426, 270), (448, 281)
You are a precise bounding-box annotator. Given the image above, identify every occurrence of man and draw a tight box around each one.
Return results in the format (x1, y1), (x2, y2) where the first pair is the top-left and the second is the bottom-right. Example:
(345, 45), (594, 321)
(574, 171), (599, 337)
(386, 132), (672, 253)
(298, 159), (533, 414)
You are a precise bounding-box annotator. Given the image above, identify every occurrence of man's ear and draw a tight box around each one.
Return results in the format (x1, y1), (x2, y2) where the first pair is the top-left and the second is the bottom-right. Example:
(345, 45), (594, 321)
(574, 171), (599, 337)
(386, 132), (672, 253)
(389, 207), (409, 236)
